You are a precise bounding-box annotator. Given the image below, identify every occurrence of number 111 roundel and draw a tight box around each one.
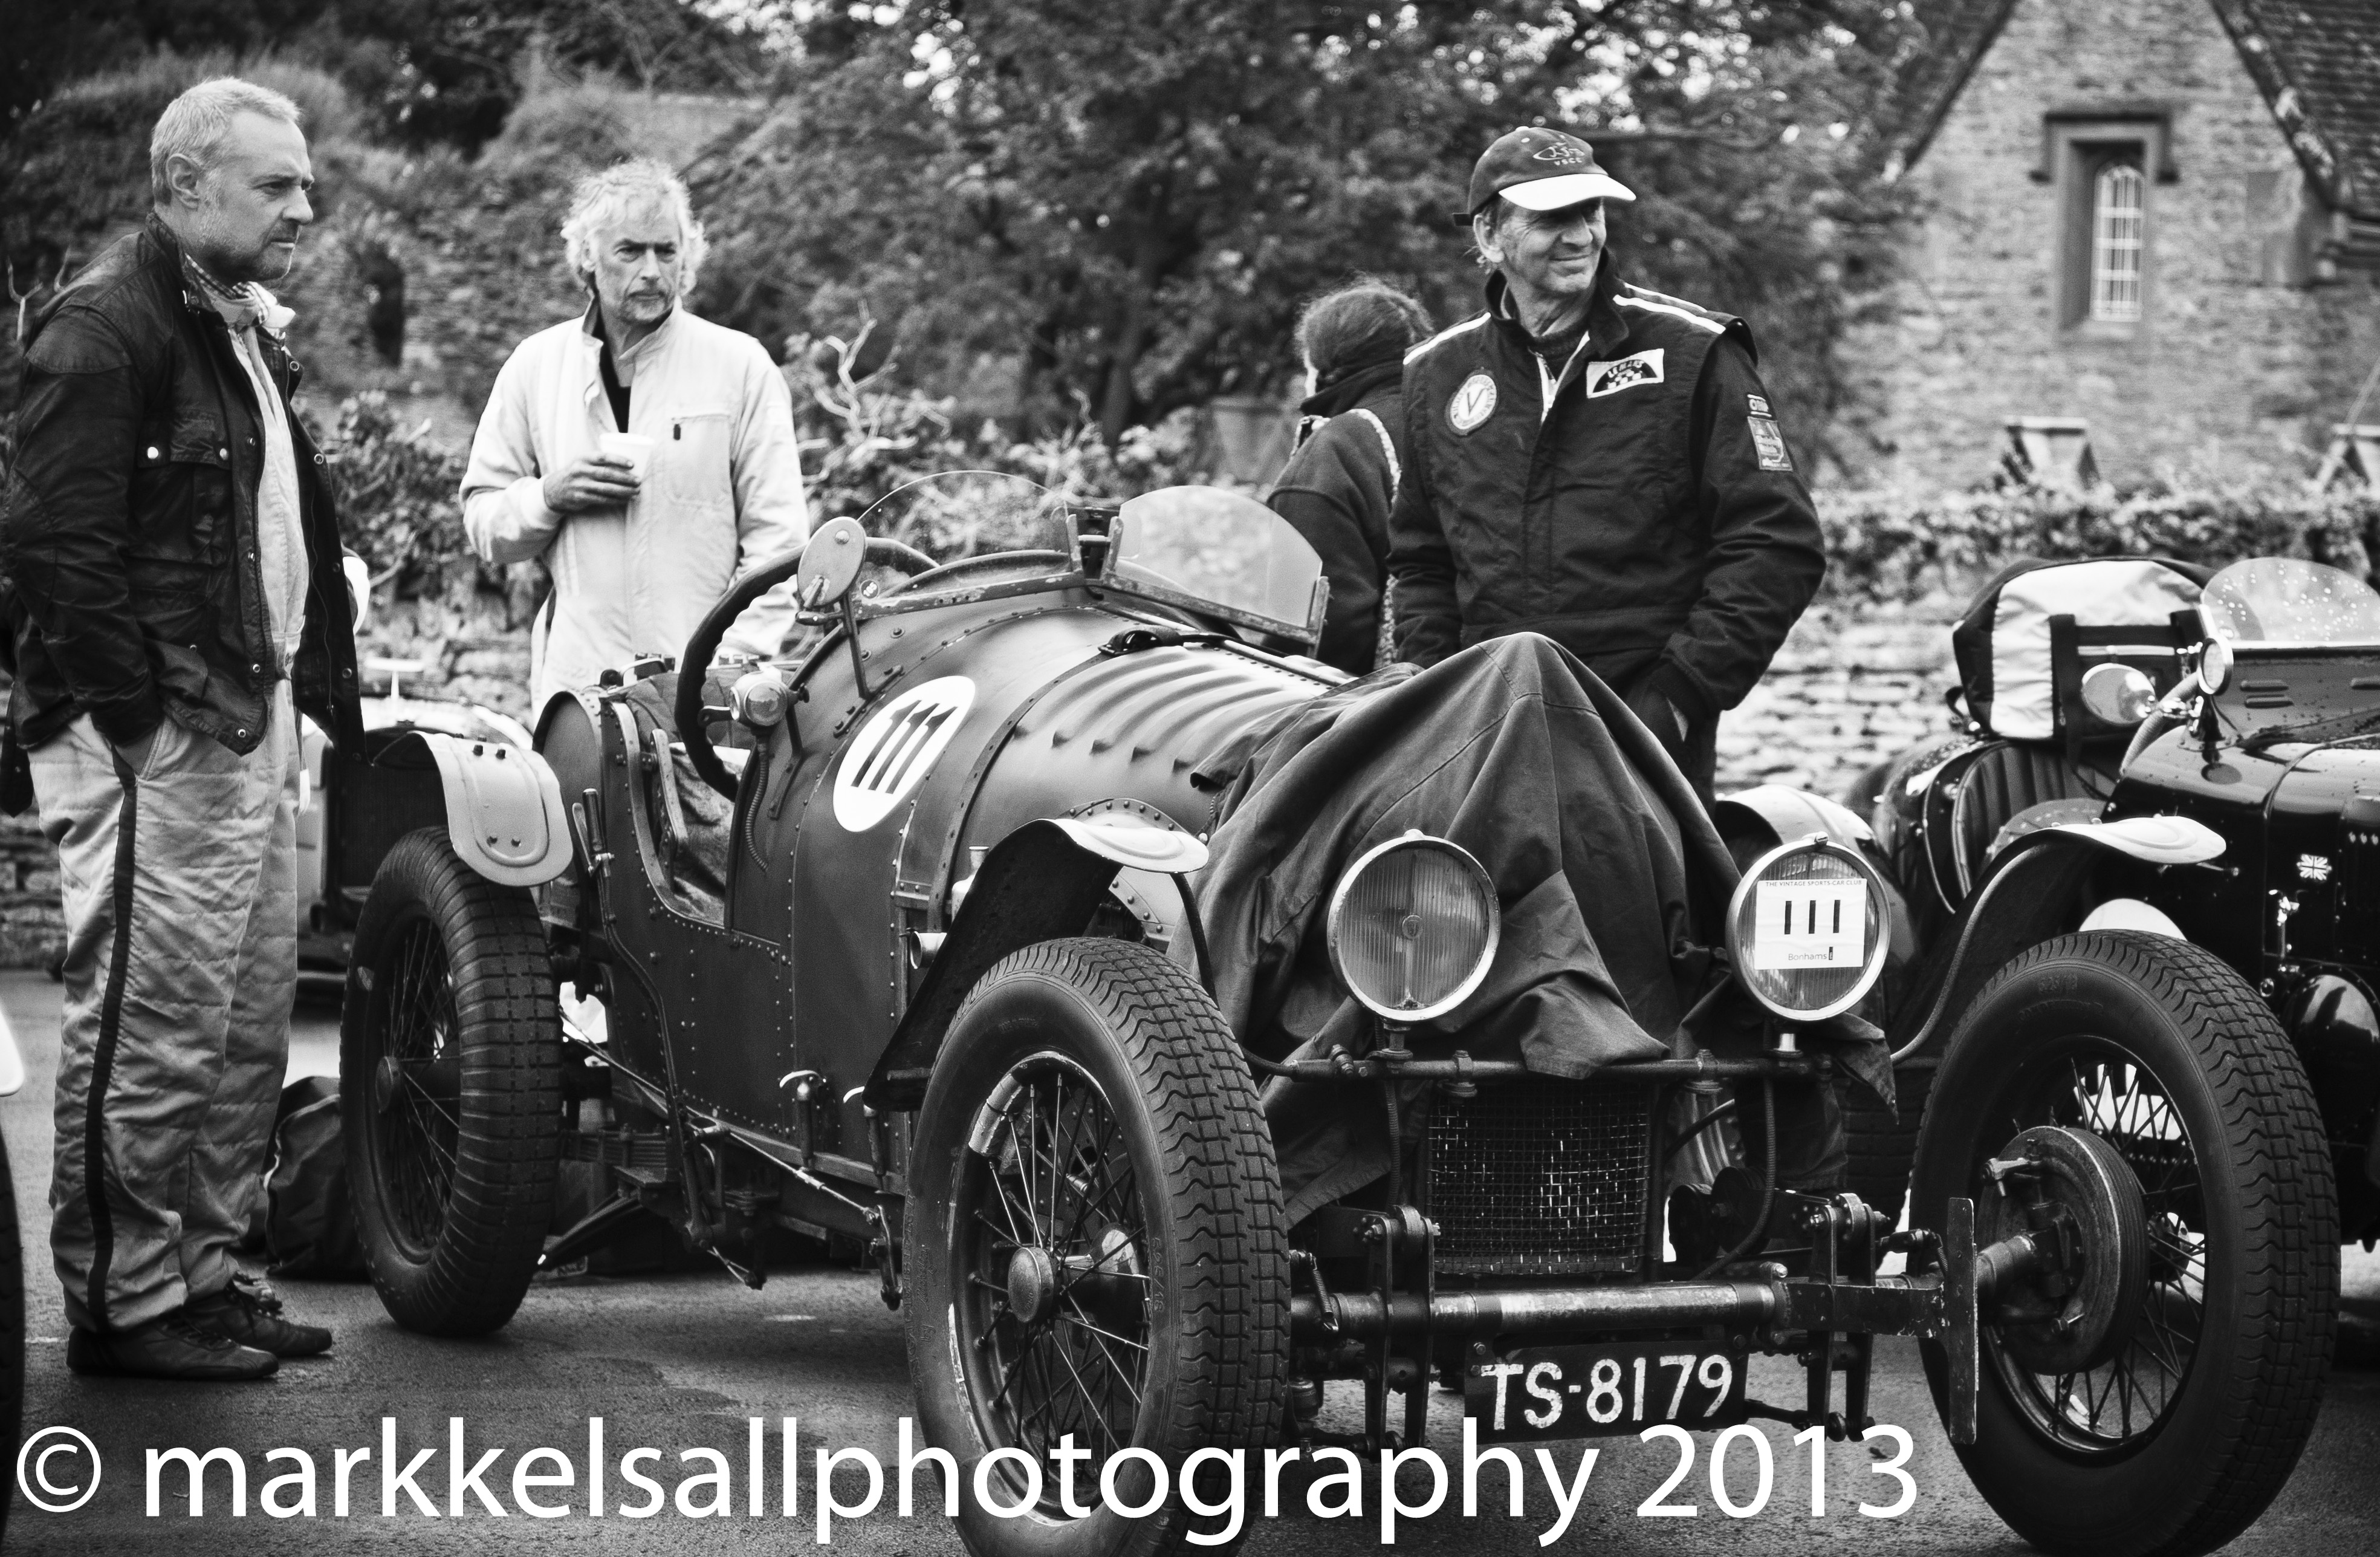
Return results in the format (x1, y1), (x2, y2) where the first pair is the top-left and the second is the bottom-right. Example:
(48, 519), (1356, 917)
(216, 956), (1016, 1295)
(1726, 836), (1892, 1022)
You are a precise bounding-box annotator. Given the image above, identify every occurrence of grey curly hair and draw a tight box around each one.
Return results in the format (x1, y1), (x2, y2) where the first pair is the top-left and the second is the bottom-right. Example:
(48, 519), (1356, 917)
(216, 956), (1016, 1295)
(150, 77), (303, 204)
(559, 159), (708, 290)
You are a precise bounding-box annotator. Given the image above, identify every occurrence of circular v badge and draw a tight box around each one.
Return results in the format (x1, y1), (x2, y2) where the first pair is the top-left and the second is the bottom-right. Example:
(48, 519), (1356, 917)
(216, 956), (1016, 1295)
(1447, 371), (1497, 435)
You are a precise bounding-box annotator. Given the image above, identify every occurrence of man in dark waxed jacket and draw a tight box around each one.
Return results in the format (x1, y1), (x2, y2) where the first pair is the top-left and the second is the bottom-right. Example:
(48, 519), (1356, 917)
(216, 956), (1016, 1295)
(1, 77), (362, 1381)
(1389, 126), (1824, 798)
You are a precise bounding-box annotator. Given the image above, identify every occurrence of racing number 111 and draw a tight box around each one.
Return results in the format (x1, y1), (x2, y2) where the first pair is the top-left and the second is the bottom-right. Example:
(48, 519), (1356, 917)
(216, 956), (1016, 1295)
(1749, 879), (1866, 971)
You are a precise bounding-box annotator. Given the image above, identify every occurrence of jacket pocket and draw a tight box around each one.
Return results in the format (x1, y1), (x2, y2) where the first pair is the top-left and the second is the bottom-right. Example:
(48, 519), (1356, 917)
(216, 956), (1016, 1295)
(657, 409), (734, 508)
(126, 417), (233, 570)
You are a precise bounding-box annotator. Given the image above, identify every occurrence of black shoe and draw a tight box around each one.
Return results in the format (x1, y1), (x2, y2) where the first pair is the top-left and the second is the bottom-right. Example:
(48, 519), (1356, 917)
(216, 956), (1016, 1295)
(186, 1275), (333, 1359)
(67, 1311), (279, 1381)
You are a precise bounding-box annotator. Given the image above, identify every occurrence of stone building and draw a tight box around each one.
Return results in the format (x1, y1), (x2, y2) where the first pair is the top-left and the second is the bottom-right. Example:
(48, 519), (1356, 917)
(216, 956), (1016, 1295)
(1844, 0), (2380, 487)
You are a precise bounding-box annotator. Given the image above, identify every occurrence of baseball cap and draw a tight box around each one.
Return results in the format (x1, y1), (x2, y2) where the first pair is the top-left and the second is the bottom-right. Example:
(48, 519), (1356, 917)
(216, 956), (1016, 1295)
(1466, 126), (1636, 216)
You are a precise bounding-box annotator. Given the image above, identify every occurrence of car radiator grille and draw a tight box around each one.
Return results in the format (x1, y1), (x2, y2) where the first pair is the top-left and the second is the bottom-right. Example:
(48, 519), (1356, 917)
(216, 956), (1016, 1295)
(1427, 1082), (1655, 1278)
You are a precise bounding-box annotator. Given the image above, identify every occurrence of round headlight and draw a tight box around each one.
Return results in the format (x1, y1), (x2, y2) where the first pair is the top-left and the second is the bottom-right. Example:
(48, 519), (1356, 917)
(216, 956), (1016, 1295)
(1726, 835), (1890, 1023)
(2198, 637), (2232, 695)
(731, 668), (790, 728)
(1326, 833), (1500, 1023)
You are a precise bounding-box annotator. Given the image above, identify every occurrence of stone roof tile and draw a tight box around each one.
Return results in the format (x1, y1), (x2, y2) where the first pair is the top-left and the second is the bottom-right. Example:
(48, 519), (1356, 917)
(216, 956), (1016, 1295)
(1881, 0), (2026, 172)
(2216, 0), (2380, 215)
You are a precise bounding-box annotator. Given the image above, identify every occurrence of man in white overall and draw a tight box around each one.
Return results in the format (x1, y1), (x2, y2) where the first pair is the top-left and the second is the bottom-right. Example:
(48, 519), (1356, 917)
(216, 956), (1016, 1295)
(460, 158), (810, 712)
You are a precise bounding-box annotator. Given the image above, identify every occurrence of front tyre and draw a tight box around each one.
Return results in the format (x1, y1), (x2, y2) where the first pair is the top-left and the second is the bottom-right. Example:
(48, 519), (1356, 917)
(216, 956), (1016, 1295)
(1912, 931), (2336, 1557)
(342, 828), (563, 1336)
(904, 939), (1289, 1557)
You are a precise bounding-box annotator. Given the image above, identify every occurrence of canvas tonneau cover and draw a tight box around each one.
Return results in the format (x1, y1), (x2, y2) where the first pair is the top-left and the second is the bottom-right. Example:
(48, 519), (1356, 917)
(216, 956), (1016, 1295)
(1193, 633), (1888, 1218)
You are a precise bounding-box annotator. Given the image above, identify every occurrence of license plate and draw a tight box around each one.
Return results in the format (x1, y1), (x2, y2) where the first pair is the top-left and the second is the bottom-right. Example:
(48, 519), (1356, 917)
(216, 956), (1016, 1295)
(1465, 1341), (1748, 1442)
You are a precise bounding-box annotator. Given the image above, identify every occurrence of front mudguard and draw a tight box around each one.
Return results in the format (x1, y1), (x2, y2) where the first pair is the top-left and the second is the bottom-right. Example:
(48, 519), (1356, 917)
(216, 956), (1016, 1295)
(862, 816), (1211, 1111)
(375, 730), (574, 887)
(1887, 815), (2224, 1060)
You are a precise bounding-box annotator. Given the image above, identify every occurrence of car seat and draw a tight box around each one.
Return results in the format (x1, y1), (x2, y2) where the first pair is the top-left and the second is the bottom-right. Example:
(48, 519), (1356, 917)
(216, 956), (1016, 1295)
(536, 674), (736, 926)
(1905, 556), (2211, 917)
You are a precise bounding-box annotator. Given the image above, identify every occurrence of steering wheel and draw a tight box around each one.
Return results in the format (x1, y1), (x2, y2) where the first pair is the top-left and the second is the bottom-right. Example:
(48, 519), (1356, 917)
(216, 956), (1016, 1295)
(881, 548), (1074, 596)
(675, 534), (939, 798)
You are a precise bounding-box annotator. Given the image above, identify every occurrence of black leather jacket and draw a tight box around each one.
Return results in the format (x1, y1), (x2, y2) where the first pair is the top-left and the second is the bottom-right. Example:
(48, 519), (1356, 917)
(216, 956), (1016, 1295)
(2, 215), (362, 758)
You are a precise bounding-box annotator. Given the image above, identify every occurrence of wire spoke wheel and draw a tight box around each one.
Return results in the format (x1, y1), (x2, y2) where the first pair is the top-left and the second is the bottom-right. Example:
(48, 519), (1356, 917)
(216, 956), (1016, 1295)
(342, 828), (563, 1338)
(371, 915), (464, 1256)
(959, 1056), (1151, 1483)
(1983, 1043), (2202, 1451)
(905, 938), (1287, 1557)
(1912, 931), (2334, 1557)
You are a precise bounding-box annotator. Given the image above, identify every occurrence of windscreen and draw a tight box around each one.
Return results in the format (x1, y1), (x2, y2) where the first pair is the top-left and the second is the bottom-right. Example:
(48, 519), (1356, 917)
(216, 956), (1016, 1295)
(858, 470), (1075, 589)
(1103, 486), (1326, 642)
(2201, 558), (2380, 645)
(738, 471), (1071, 658)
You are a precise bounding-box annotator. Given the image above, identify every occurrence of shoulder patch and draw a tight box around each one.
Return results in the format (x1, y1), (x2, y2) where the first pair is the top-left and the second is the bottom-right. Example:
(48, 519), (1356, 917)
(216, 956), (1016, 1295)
(1585, 349), (1665, 398)
(22, 306), (132, 375)
(1747, 414), (1793, 472)
(1405, 313), (1488, 365)
(1446, 371), (1497, 434)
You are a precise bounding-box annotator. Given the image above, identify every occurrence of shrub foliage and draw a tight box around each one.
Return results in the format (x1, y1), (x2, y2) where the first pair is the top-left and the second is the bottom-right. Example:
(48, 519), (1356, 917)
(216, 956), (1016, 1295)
(1819, 483), (2380, 603)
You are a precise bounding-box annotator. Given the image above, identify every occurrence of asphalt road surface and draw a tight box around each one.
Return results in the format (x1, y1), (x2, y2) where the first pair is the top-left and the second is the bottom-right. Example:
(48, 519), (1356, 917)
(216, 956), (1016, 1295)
(1, 969), (2375, 1555)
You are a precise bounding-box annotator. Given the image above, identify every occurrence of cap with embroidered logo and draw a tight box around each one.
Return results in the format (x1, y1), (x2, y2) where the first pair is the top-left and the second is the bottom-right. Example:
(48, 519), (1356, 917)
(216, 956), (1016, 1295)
(1466, 126), (1636, 217)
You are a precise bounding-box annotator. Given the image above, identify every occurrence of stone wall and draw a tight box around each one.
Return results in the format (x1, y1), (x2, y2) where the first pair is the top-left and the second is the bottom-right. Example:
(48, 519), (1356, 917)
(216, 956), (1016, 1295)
(1714, 599), (1962, 801)
(1837, 0), (2380, 489)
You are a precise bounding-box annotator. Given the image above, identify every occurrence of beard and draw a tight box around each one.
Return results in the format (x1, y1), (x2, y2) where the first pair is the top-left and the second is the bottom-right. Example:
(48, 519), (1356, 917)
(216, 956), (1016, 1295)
(611, 287), (675, 324)
(186, 203), (300, 285)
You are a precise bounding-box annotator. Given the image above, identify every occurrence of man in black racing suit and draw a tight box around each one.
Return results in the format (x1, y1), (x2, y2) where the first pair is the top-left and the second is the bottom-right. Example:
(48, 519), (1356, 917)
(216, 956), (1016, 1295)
(1389, 126), (1843, 1220)
(1389, 126), (1824, 803)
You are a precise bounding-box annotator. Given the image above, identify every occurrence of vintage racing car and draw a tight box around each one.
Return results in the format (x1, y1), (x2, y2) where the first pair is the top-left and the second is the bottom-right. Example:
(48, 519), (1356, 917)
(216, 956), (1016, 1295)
(339, 476), (2324, 1557)
(1841, 553), (2362, 1549)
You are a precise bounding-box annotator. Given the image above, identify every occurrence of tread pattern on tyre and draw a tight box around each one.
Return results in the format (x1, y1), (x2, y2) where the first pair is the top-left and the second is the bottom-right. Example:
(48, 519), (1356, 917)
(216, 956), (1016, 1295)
(919, 937), (1289, 1557)
(1929, 931), (2337, 1557)
(1844, 1065), (1931, 1224)
(345, 828), (562, 1338)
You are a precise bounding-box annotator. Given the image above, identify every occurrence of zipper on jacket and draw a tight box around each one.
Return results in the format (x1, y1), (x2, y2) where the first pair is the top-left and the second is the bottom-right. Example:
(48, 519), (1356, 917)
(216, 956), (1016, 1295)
(1535, 332), (1599, 424)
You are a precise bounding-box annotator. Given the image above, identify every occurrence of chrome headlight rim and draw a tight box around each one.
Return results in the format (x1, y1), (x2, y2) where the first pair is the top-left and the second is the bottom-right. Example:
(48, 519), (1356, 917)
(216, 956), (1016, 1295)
(1725, 833), (1892, 1023)
(1325, 831), (1501, 1024)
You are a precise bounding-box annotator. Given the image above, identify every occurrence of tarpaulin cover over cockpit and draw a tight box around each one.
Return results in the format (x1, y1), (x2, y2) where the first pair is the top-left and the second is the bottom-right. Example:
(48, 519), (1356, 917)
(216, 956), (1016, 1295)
(1193, 634), (1889, 1218)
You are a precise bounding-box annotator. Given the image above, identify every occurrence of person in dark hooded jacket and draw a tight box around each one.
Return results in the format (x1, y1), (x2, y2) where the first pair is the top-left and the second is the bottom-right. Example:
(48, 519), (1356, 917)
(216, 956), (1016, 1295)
(1266, 281), (1432, 674)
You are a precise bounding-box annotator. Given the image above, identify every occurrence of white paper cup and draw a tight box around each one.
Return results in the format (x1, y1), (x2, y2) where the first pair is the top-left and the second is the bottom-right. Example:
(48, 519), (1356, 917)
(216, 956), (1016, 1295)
(597, 431), (654, 481)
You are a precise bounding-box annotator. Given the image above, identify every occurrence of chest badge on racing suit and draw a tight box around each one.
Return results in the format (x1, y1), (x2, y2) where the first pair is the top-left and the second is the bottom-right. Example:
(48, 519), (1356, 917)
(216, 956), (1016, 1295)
(1447, 371), (1497, 435)
(1584, 349), (1665, 397)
